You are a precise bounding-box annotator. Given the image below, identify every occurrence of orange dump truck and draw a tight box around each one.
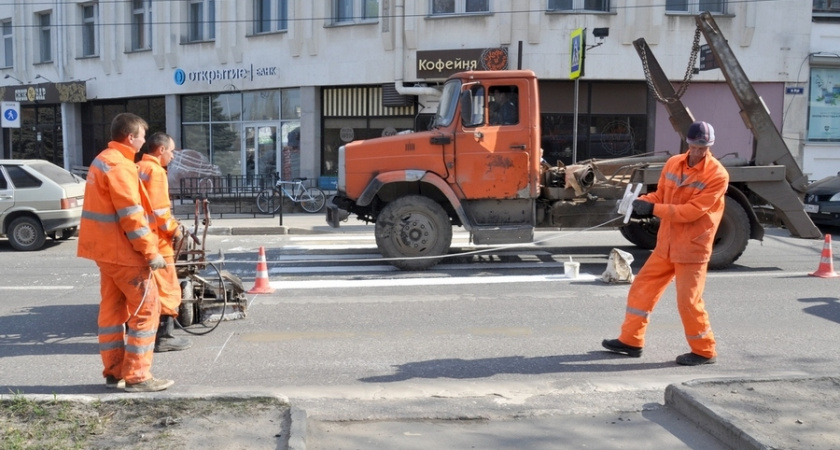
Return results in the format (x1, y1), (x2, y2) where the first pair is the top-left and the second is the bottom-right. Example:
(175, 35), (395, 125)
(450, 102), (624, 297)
(326, 13), (819, 271)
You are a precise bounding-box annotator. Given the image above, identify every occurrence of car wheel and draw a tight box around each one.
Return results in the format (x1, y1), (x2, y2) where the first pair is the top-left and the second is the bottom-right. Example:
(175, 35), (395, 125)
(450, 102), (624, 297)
(8, 216), (47, 251)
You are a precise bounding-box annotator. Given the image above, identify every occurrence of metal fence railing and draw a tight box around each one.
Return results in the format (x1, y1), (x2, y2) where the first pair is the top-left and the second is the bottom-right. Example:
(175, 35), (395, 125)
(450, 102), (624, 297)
(175, 174), (276, 216)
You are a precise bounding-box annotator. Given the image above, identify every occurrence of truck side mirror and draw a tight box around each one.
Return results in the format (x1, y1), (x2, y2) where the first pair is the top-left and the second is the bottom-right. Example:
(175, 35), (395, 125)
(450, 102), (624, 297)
(460, 89), (485, 128)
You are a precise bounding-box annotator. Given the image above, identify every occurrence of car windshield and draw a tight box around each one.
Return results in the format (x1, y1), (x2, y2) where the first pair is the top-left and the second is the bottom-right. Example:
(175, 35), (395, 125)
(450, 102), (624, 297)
(26, 161), (79, 184)
(433, 79), (462, 128)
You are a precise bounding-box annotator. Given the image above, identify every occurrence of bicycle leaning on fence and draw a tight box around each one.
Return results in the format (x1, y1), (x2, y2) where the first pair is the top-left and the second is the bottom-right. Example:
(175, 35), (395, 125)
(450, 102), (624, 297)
(255, 176), (326, 214)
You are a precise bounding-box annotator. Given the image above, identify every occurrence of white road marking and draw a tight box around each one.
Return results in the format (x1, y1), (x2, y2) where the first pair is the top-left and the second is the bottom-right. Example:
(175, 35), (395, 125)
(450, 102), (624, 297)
(269, 273), (598, 289)
(0, 286), (74, 290)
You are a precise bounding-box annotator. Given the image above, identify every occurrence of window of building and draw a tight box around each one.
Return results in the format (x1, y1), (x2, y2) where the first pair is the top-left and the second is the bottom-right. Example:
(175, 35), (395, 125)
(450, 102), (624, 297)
(322, 86), (416, 178)
(38, 12), (52, 63)
(254, 0), (288, 34)
(807, 67), (840, 142)
(131, 0), (152, 50)
(332, 0), (378, 24)
(665, 0), (725, 14)
(80, 97), (165, 165)
(1, 20), (12, 68)
(81, 3), (98, 57)
(5, 104), (63, 166)
(548, 0), (610, 12)
(432, 0), (489, 15)
(539, 81), (648, 165)
(181, 89), (300, 179)
(189, 0), (215, 41)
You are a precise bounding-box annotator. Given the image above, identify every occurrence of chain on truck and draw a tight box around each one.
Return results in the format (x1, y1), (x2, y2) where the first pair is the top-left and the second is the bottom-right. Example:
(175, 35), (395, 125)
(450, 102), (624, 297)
(326, 12), (821, 271)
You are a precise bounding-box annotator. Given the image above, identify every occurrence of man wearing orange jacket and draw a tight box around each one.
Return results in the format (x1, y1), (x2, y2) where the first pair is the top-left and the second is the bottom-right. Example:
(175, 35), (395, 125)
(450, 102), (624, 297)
(77, 113), (174, 392)
(602, 121), (728, 366)
(137, 132), (191, 353)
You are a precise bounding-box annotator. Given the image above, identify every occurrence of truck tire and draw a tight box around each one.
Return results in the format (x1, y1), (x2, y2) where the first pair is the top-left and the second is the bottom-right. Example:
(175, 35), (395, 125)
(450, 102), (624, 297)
(708, 197), (750, 270)
(375, 195), (453, 271)
(619, 196), (750, 270)
(619, 220), (658, 250)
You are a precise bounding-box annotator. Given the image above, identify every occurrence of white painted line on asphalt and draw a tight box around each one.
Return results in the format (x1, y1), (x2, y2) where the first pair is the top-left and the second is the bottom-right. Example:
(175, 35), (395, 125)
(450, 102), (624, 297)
(269, 273), (598, 289)
(0, 286), (74, 290)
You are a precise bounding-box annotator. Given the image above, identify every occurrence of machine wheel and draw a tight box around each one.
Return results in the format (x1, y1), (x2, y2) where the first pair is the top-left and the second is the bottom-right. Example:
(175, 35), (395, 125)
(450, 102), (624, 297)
(256, 189), (283, 213)
(176, 280), (195, 327)
(375, 195), (452, 271)
(8, 216), (46, 251)
(708, 197), (750, 270)
(300, 187), (326, 213)
(618, 196), (750, 270)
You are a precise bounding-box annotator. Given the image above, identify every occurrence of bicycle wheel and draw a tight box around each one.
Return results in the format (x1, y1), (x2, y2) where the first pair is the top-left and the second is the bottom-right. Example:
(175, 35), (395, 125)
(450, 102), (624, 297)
(299, 187), (326, 213)
(256, 189), (283, 213)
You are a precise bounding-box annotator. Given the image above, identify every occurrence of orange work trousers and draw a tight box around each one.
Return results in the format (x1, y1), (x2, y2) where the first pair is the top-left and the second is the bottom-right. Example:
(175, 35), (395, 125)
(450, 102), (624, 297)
(154, 255), (181, 317)
(618, 252), (716, 358)
(96, 261), (160, 384)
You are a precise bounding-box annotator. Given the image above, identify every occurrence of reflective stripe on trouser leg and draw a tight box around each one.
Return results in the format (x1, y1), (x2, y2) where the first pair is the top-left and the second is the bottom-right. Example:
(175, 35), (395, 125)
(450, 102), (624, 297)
(155, 256), (181, 317)
(674, 262), (716, 358)
(619, 252), (675, 348)
(97, 265), (128, 380)
(97, 262), (160, 384)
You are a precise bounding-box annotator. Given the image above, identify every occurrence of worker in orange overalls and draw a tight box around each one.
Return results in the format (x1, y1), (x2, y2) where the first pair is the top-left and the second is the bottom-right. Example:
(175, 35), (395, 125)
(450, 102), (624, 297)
(77, 113), (174, 393)
(602, 121), (729, 366)
(137, 132), (191, 353)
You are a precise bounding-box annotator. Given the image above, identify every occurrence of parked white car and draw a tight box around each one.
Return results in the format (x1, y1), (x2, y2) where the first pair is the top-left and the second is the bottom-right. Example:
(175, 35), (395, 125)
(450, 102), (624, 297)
(0, 160), (85, 251)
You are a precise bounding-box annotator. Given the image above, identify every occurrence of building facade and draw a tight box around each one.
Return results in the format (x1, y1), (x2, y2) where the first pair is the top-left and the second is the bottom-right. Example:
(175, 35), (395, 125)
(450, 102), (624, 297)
(0, 0), (821, 189)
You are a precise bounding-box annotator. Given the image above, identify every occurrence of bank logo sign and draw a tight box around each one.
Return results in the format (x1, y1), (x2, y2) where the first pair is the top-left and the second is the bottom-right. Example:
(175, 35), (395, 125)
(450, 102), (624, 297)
(174, 64), (278, 86)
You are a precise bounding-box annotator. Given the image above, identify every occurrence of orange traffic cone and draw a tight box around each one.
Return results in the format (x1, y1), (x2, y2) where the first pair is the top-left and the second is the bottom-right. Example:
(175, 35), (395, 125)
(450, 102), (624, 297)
(247, 246), (276, 293)
(810, 234), (840, 278)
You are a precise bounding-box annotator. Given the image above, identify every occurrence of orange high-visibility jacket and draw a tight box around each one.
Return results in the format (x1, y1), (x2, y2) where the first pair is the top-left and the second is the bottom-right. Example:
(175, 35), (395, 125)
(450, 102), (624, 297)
(137, 154), (179, 257)
(640, 152), (729, 264)
(77, 141), (160, 266)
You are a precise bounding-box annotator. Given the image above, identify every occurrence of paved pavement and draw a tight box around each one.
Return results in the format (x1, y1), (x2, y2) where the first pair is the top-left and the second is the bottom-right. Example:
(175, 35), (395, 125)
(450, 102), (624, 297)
(169, 212), (840, 449)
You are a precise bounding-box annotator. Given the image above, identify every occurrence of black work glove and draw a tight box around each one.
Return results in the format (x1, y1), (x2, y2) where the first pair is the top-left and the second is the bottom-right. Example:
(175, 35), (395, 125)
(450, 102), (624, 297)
(632, 199), (654, 217)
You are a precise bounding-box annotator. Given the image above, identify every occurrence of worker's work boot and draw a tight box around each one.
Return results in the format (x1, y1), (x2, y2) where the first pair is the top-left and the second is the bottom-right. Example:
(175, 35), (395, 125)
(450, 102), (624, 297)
(154, 315), (192, 353)
(124, 378), (174, 393)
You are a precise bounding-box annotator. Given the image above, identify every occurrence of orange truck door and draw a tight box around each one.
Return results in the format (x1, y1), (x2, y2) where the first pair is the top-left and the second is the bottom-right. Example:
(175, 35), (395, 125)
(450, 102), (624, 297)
(454, 82), (531, 199)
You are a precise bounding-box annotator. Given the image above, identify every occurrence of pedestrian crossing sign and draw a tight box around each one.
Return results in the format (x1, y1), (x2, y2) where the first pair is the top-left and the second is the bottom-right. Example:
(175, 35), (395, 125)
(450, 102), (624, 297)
(570, 28), (585, 80)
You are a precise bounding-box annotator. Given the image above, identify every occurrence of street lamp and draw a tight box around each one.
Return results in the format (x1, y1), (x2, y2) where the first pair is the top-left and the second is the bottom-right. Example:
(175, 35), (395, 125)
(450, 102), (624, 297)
(35, 74), (53, 83)
(4, 74), (23, 84)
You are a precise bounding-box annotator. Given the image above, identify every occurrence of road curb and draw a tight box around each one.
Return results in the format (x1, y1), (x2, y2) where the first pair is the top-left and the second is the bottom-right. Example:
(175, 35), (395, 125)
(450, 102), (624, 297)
(288, 406), (308, 450)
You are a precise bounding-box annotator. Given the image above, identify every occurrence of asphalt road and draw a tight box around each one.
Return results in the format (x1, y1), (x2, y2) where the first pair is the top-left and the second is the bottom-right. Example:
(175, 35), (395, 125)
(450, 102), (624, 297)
(1, 225), (838, 448)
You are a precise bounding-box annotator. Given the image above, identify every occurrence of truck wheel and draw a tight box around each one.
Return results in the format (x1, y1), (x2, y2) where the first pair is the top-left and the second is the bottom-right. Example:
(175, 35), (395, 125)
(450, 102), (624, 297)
(708, 197), (749, 270)
(375, 195), (453, 271)
(619, 220), (658, 250)
(8, 216), (46, 251)
(619, 196), (750, 270)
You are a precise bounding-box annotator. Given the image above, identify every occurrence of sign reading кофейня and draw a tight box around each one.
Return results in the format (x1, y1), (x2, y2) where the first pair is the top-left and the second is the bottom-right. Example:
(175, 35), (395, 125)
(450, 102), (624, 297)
(416, 48), (508, 79)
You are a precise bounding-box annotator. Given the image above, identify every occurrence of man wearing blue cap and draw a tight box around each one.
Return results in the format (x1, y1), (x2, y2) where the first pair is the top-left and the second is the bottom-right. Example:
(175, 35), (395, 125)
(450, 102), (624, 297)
(602, 121), (729, 366)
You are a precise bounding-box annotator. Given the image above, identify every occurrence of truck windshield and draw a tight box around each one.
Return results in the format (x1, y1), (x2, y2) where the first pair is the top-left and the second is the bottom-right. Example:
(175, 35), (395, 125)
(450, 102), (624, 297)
(434, 79), (461, 128)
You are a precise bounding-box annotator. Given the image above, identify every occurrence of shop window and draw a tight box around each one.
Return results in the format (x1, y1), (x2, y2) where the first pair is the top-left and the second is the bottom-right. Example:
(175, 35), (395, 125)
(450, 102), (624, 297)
(808, 66), (840, 142)
(181, 89), (300, 178)
(322, 85), (416, 177)
(548, 0), (610, 12)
